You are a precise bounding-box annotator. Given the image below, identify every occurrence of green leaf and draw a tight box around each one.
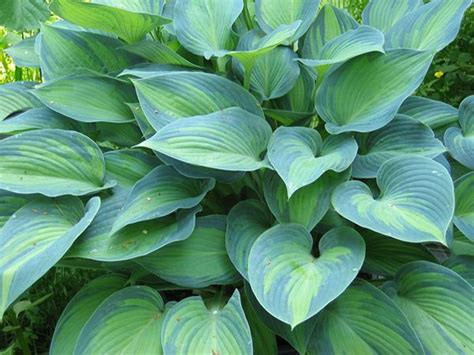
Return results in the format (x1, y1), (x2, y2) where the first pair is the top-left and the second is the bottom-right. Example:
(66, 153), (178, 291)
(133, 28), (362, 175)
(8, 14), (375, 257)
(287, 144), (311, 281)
(0, 0), (49, 31)
(268, 126), (357, 197)
(50, 274), (127, 355)
(4, 36), (40, 68)
(40, 24), (138, 81)
(173, 0), (243, 58)
(385, 0), (472, 52)
(0, 129), (113, 197)
(362, 0), (423, 33)
(0, 82), (42, 121)
(299, 25), (385, 67)
(452, 231), (474, 257)
(133, 71), (263, 129)
(32, 75), (136, 123)
(307, 280), (424, 354)
(383, 261), (474, 354)
(453, 172), (474, 241)
(302, 4), (358, 60)
(444, 95), (474, 169)
(226, 200), (274, 280)
(353, 114), (446, 178)
(162, 290), (253, 354)
(362, 230), (436, 277)
(139, 107), (272, 172)
(137, 215), (240, 288)
(255, 0), (321, 42)
(316, 49), (433, 134)
(333, 156), (454, 245)
(0, 107), (78, 135)
(444, 255), (474, 286)
(248, 225), (365, 328)
(120, 40), (201, 68)
(74, 286), (167, 354)
(50, 0), (170, 44)
(0, 191), (29, 229)
(263, 170), (349, 231)
(398, 96), (459, 130)
(111, 165), (214, 233)
(0, 196), (100, 318)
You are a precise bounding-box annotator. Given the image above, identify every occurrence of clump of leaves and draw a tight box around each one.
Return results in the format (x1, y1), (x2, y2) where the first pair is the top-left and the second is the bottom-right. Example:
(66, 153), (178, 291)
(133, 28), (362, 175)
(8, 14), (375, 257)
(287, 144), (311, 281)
(0, 0), (473, 354)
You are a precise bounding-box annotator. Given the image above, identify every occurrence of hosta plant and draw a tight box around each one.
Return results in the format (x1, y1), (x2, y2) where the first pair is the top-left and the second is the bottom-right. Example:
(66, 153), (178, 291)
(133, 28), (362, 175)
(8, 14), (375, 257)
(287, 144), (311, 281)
(1, 0), (473, 353)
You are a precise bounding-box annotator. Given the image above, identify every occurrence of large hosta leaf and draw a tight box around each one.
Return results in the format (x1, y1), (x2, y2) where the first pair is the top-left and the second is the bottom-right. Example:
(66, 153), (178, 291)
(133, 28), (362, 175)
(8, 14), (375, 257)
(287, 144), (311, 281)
(255, 0), (321, 41)
(0, 196), (100, 318)
(139, 108), (272, 172)
(307, 280), (424, 354)
(385, 0), (472, 52)
(444, 255), (474, 286)
(162, 290), (253, 354)
(263, 170), (349, 231)
(111, 166), (213, 233)
(50, 274), (127, 355)
(74, 286), (167, 354)
(33, 75), (136, 123)
(399, 96), (459, 130)
(0, 82), (42, 121)
(248, 225), (365, 328)
(362, 230), (436, 277)
(302, 4), (358, 60)
(383, 261), (474, 353)
(173, 0), (242, 58)
(40, 25), (138, 80)
(137, 216), (240, 288)
(50, 0), (170, 44)
(268, 126), (357, 197)
(333, 156), (454, 245)
(133, 72), (263, 129)
(353, 114), (445, 178)
(0, 129), (112, 196)
(444, 95), (474, 169)
(4, 36), (40, 68)
(226, 200), (274, 280)
(0, 0), (49, 31)
(362, 0), (422, 33)
(453, 172), (474, 241)
(316, 49), (432, 134)
(300, 25), (385, 67)
(0, 192), (29, 229)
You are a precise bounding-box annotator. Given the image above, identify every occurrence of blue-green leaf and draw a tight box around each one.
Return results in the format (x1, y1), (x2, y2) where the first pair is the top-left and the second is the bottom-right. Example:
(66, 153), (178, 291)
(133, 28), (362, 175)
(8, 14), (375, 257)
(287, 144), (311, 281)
(0, 0), (49, 31)
(454, 172), (474, 241)
(399, 96), (459, 129)
(362, 0), (423, 33)
(248, 225), (365, 328)
(0, 82), (42, 121)
(333, 156), (454, 245)
(4, 36), (40, 67)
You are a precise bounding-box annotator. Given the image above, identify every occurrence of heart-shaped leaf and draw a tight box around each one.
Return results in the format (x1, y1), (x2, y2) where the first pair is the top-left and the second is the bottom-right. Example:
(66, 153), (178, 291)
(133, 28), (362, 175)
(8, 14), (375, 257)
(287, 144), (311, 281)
(316, 49), (432, 134)
(444, 95), (474, 169)
(137, 216), (240, 288)
(0, 82), (42, 121)
(385, 0), (472, 52)
(453, 172), (474, 241)
(353, 114), (446, 178)
(0, 129), (113, 196)
(255, 0), (321, 42)
(162, 290), (253, 354)
(50, 0), (170, 44)
(111, 165), (214, 233)
(33, 75), (136, 123)
(248, 225), (365, 328)
(74, 286), (168, 354)
(50, 274), (127, 355)
(299, 25), (385, 67)
(268, 126), (357, 197)
(139, 107), (272, 172)
(0, 196), (100, 318)
(382, 261), (474, 354)
(333, 156), (454, 244)
(133, 72), (263, 129)
(362, 0), (423, 32)
(226, 200), (274, 280)
(263, 170), (349, 231)
(173, 0), (243, 58)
